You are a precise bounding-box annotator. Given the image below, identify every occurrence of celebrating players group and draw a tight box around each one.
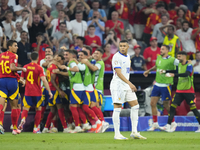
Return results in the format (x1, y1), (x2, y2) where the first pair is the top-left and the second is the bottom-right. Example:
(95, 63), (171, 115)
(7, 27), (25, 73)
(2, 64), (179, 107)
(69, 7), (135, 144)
(0, 40), (109, 135)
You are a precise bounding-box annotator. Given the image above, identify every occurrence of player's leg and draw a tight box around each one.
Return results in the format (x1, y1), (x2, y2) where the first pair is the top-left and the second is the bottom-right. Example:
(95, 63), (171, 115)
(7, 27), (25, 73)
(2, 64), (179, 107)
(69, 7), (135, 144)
(56, 103), (68, 131)
(126, 90), (146, 140)
(0, 101), (7, 134)
(40, 88), (48, 124)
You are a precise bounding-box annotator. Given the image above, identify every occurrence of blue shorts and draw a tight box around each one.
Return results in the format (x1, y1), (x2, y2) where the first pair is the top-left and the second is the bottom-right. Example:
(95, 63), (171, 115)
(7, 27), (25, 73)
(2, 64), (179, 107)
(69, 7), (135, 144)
(23, 95), (43, 108)
(42, 88), (49, 106)
(70, 90), (84, 104)
(151, 85), (172, 101)
(94, 89), (103, 106)
(62, 89), (70, 105)
(0, 78), (19, 100)
(82, 91), (96, 106)
(48, 90), (61, 106)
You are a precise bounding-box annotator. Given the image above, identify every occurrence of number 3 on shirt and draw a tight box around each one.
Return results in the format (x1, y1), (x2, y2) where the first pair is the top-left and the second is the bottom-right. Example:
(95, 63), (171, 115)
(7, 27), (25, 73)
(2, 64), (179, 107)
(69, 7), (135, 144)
(0, 60), (11, 74)
(27, 71), (34, 84)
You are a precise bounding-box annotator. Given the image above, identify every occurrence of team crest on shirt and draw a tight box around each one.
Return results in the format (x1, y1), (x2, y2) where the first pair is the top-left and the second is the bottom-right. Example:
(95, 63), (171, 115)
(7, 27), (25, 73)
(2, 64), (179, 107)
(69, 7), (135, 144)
(114, 60), (118, 65)
(119, 98), (121, 100)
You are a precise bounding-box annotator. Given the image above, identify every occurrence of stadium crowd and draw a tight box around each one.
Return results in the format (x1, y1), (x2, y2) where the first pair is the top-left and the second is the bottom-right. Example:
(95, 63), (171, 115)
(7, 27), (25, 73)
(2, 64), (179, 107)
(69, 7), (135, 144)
(0, 0), (200, 134)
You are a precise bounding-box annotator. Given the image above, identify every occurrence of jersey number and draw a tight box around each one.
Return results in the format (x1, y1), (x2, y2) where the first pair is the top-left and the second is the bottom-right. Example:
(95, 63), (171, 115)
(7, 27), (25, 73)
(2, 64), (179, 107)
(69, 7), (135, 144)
(46, 70), (51, 82)
(27, 71), (34, 84)
(0, 60), (11, 74)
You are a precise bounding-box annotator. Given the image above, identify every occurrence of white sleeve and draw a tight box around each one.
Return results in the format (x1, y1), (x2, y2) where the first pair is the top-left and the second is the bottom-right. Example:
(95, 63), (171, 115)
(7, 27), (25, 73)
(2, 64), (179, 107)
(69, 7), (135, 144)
(0, 27), (3, 37)
(83, 21), (88, 31)
(95, 63), (101, 70)
(112, 54), (121, 69)
(78, 63), (86, 71)
(66, 21), (72, 31)
(70, 62), (77, 68)
(174, 58), (179, 66)
(40, 59), (45, 67)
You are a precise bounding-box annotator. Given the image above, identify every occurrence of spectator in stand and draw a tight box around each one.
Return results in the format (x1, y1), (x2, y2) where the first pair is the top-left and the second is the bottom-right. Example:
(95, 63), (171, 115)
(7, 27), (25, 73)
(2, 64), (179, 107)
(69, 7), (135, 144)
(51, 0), (68, 11)
(2, 10), (15, 40)
(32, 32), (49, 64)
(0, 0), (14, 20)
(49, 10), (72, 36)
(168, 2), (177, 20)
(69, 0), (90, 21)
(104, 29), (120, 54)
(105, 11), (124, 40)
(0, 26), (3, 45)
(191, 19), (200, 53)
(192, 51), (200, 73)
(102, 43), (114, 71)
(12, 21), (22, 42)
(143, 37), (160, 70)
(15, 9), (30, 33)
(53, 22), (72, 52)
(131, 44), (146, 71)
(31, 0), (51, 11)
(17, 31), (31, 67)
(31, 0), (50, 17)
(74, 36), (84, 51)
(70, 33), (79, 50)
(87, 10), (105, 42)
(70, 11), (87, 37)
(51, 1), (64, 19)
(115, 0), (130, 36)
(191, 4), (200, 28)
(173, 8), (190, 26)
(180, 5), (191, 22)
(14, 0), (28, 19)
(176, 21), (196, 60)
(84, 25), (101, 54)
(28, 12), (48, 44)
(88, 0), (107, 23)
(124, 29), (137, 57)
(136, 0), (146, 11)
(175, 18), (184, 30)
(152, 14), (170, 47)
(160, 24), (181, 57)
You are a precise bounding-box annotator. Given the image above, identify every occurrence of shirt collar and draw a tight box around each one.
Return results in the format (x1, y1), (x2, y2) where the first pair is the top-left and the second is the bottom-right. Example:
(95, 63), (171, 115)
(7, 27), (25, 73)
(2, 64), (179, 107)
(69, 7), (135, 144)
(118, 51), (127, 57)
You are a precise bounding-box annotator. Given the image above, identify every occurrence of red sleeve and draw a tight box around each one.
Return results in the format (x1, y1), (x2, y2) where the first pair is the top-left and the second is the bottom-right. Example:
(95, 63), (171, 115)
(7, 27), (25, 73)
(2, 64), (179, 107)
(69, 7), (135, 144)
(32, 43), (37, 48)
(21, 70), (25, 78)
(151, 14), (158, 25)
(191, 12), (196, 19)
(50, 64), (57, 74)
(97, 36), (101, 46)
(192, 29), (197, 35)
(119, 21), (124, 29)
(10, 54), (18, 66)
(143, 48), (149, 59)
(115, 2), (121, 11)
(39, 66), (45, 77)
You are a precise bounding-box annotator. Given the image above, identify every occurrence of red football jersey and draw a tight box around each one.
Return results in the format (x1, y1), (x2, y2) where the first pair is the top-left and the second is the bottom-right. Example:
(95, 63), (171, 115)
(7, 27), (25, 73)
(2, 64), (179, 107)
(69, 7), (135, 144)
(102, 53), (114, 71)
(0, 51), (18, 79)
(191, 12), (200, 28)
(115, 2), (129, 20)
(46, 64), (59, 91)
(105, 20), (124, 39)
(21, 62), (45, 96)
(192, 28), (200, 52)
(84, 35), (101, 54)
(144, 13), (159, 34)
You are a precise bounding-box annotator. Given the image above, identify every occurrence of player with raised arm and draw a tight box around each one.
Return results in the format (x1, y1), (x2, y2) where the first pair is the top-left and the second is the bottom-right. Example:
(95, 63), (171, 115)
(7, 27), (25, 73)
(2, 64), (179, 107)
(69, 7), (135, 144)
(160, 51), (200, 132)
(18, 52), (53, 133)
(110, 40), (146, 140)
(143, 45), (179, 132)
(0, 40), (26, 135)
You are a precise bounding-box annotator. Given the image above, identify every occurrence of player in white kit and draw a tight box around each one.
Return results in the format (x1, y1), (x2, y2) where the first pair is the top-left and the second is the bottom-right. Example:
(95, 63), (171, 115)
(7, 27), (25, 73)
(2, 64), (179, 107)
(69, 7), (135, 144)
(110, 40), (147, 140)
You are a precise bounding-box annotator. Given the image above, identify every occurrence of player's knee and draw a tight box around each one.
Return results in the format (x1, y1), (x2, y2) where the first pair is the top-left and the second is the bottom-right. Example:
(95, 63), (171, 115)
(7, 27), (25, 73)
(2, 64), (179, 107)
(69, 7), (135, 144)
(150, 101), (157, 107)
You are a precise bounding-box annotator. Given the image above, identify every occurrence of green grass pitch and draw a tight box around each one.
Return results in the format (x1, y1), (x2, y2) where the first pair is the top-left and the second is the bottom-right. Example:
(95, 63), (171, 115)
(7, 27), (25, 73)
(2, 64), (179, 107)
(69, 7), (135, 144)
(0, 132), (200, 150)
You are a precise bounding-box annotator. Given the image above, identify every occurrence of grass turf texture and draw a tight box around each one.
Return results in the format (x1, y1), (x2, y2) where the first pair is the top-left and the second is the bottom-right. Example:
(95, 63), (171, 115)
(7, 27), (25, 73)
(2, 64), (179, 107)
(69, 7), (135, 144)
(0, 132), (200, 150)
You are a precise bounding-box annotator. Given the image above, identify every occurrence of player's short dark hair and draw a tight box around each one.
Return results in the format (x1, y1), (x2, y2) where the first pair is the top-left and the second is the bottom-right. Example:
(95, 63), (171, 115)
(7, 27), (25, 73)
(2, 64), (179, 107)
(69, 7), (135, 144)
(83, 45), (92, 55)
(95, 48), (104, 54)
(77, 36), (85, 42)
(169, 2), (176, 10)
(182, 20), (189, 26)
(58, 54), (65, 60)
(7, 40), (17, 49)
(177, 51), (187, 56)
(79, 50), (88, 56)
(45, 47), (53, 52)
(168, 25), (175, 31)
(119, 40), (128, 44)
(31, 52), (39, 60)
(72, 50), (78, 57)
(161, 45), (170, 51)
(88, 24), (95, 28)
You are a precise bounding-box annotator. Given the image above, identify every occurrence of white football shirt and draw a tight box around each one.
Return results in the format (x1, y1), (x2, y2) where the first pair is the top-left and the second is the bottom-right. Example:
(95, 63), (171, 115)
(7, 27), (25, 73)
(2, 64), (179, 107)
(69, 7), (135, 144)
(110, 51), (131, 90)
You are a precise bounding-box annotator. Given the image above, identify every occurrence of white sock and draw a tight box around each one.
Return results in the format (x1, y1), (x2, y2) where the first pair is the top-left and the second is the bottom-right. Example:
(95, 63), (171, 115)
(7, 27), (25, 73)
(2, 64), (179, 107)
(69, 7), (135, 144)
(112, 108), (121, 136)
(131, 104), (139, 133)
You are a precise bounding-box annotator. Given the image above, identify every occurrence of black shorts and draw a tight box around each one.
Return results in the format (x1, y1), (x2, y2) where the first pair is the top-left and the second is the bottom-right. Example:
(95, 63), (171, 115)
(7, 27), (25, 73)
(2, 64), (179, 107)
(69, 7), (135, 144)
(172, 93), (195, 106)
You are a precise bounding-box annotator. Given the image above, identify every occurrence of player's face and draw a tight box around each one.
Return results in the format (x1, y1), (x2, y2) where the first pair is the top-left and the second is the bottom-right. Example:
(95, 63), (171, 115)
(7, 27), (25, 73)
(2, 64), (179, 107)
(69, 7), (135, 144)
(46, 55), (53, 62)
(82, 48), (91, 56)
(167, 27), (174, 35)
(94, 51), (102, 60)
(119, 42), (129, 55)
(78, 52), (87, 61)
(64, 51), (69, 62)
(160, 46), (168, 56)
(45, 48), (53, 55)
(10, 42), (18, 53)
(177, 54), (185, 63)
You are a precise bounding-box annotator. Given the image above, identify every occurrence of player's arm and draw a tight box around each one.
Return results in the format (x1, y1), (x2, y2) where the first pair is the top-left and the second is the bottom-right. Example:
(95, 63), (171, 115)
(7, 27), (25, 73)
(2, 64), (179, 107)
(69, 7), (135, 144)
(191, 28), (200, 40)
(41, 76), (53, 99)
(19, 77), (25, 87)
(10, 63), (26, 72)
(143, 65), (157, 77)
(51, 73), (66, 97)
(166, 64), (193, 77)
(52, 69), (69, 76)
(81, 59), (98, 72)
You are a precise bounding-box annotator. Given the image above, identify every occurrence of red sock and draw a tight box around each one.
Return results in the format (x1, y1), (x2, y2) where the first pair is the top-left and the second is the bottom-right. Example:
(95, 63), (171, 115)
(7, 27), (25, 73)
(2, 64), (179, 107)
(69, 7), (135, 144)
(51, 120), (57, 128)
(153, 115), (158, 122)
(45, 112), (54, 128)
(77, 107), (87, 124)
(17, 109), (21, 121)
(82, 105), (98, 121)
(41, 106), (46, 122)
(21, 110), (28, 120)
(11, 109), (18, 130)
(91, 106), (104, 121)
(70, 107), (80, 126)
(34, 110), (41, 128)
(172, 117), (175, 122)
(67, 116), (73, 124)
(0, 111), (5, 126)
(0, 104), (3, 112)
(88, 115), (96, 125)
(58, 108), (67, 129)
